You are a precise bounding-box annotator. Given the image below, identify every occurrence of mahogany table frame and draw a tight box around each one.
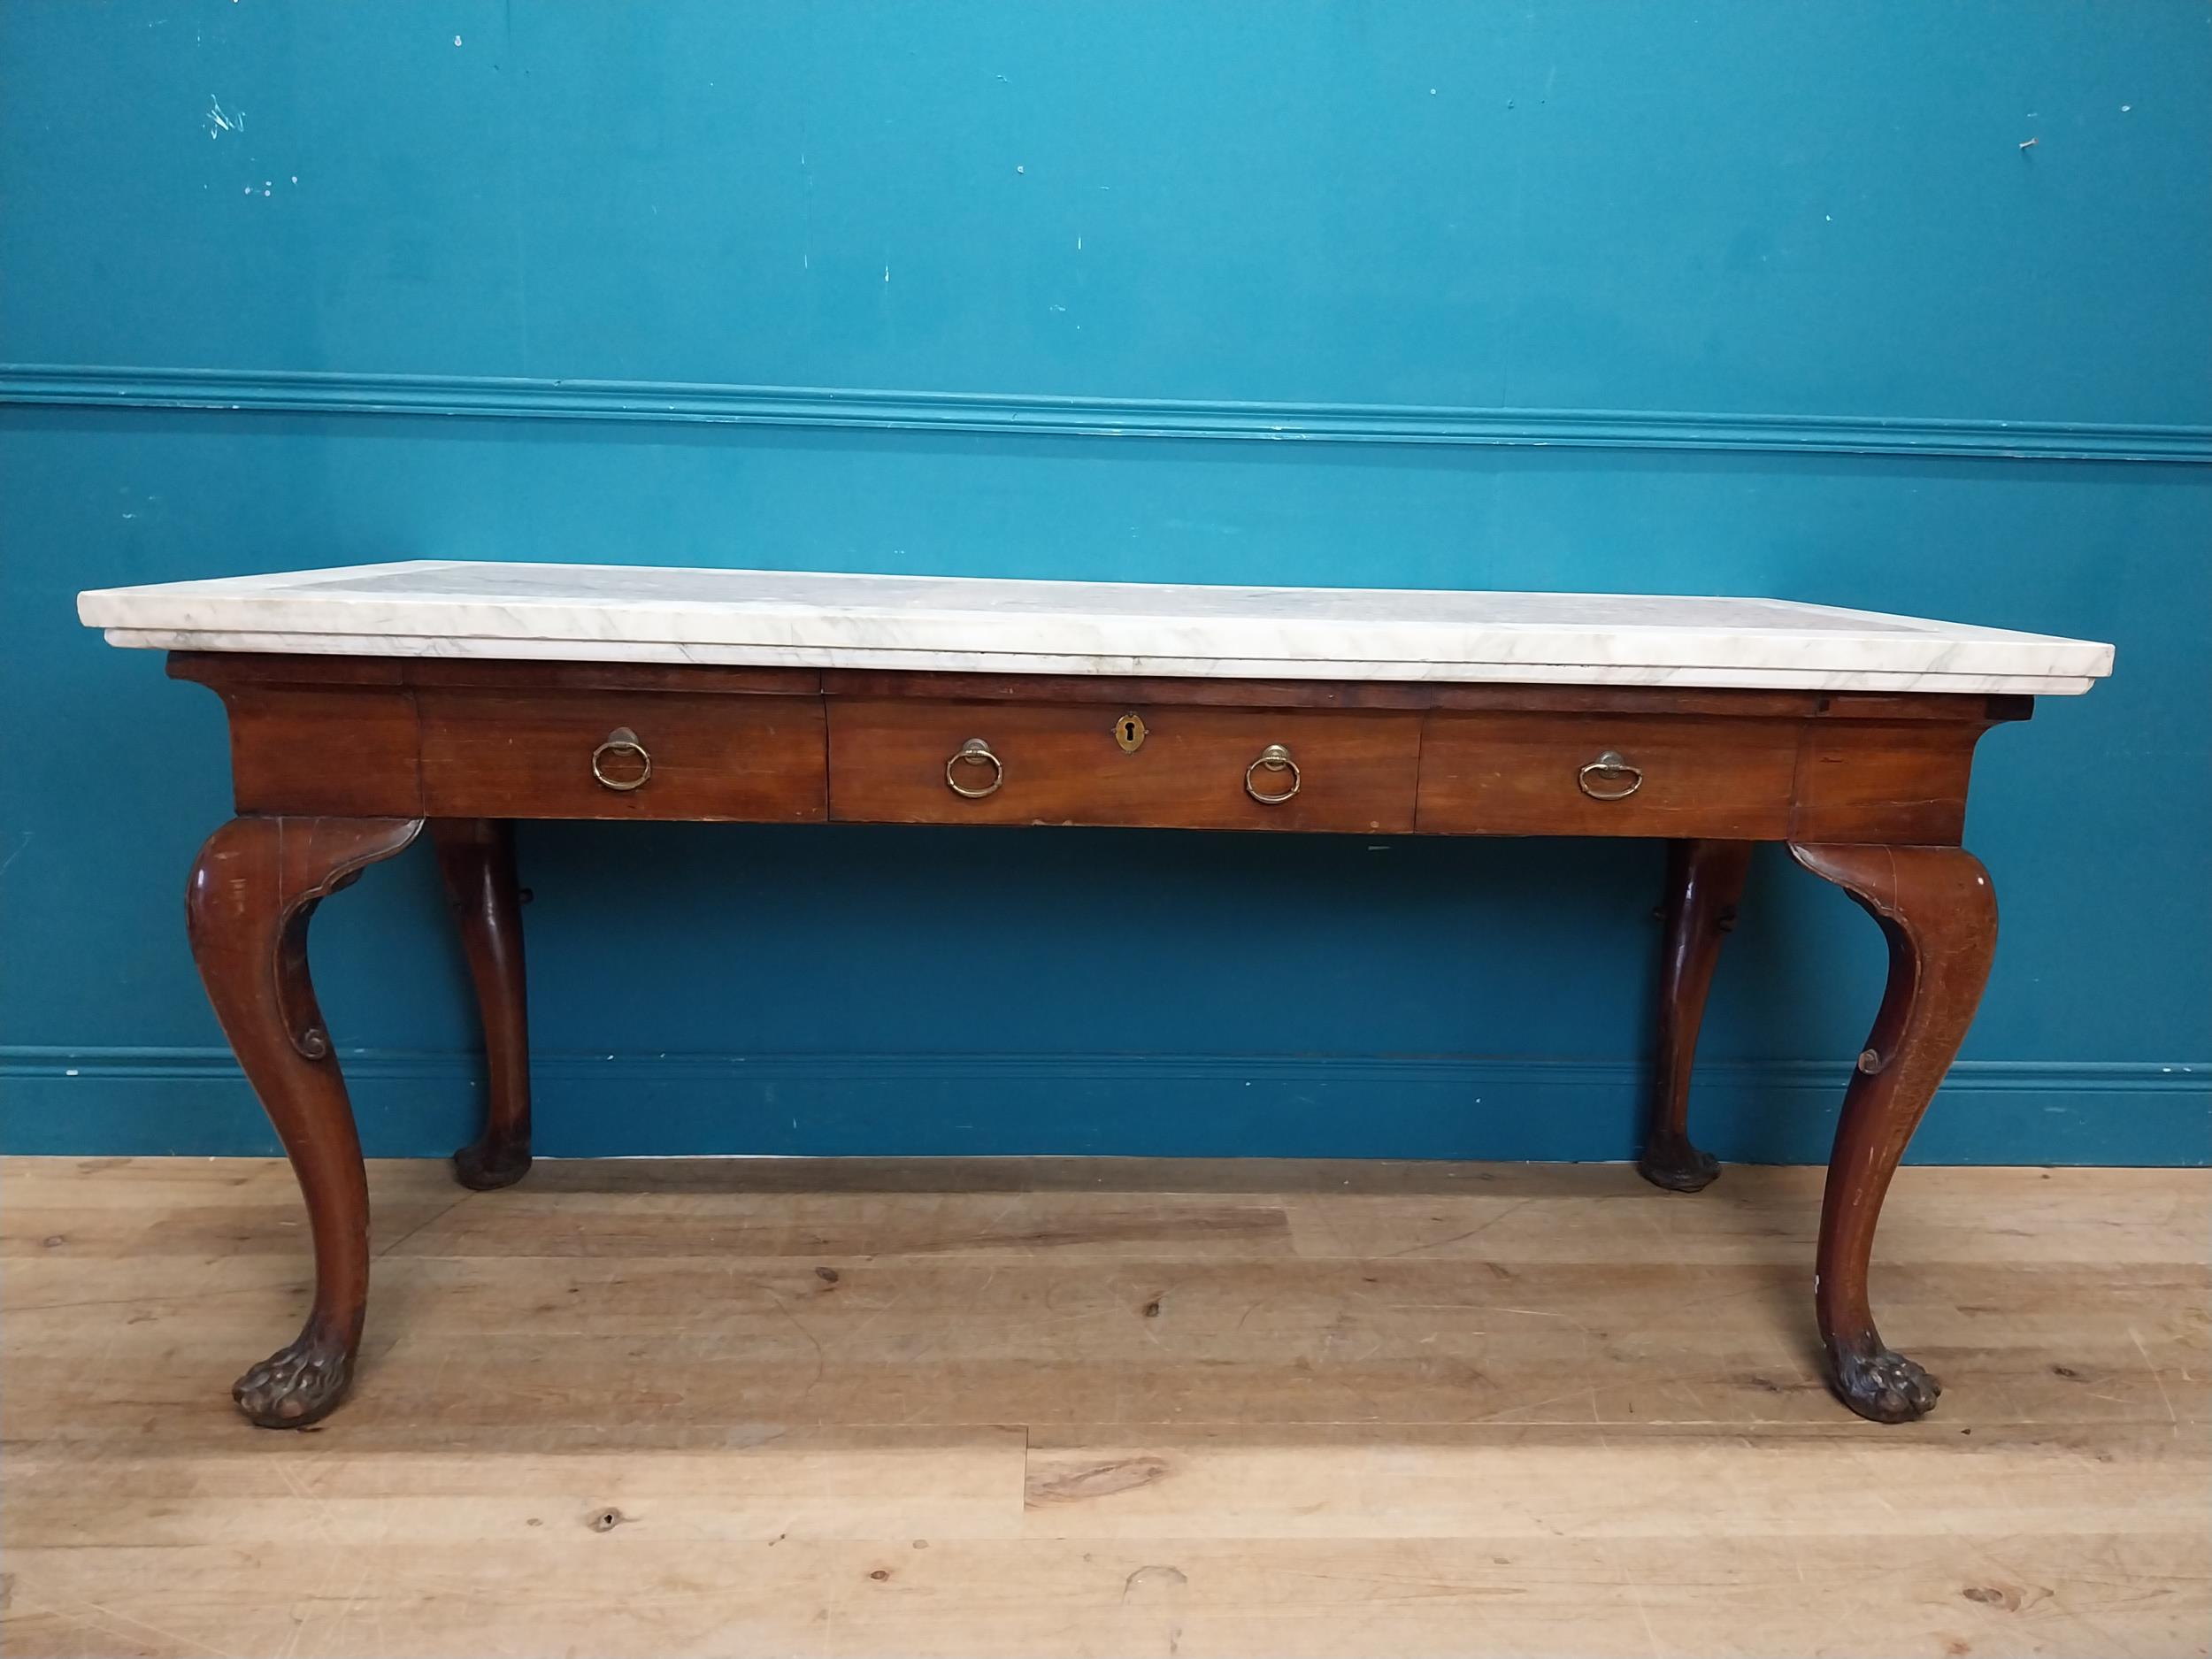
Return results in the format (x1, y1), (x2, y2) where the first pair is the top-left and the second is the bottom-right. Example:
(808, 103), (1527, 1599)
(170, 649), (2019, 1429)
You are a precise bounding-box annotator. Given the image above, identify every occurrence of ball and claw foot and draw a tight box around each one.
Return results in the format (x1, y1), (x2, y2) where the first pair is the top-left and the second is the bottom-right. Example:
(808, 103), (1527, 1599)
(233, 1333), (354, 1429)
(451, 1135), (531, 1192)
(1829, 1339), (1941, 1424)
(1636, 1133), (1720, 1194)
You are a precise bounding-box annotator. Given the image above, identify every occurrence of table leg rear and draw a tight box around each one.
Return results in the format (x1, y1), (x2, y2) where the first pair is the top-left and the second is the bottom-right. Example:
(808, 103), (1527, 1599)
(1640, 838), (1754, 1192)
(432, 818), (534, 1191)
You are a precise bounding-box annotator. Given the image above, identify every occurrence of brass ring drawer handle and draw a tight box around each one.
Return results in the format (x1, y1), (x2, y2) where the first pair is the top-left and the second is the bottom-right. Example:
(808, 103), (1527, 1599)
(1245, 743), (1301, 804)
(1578, 750), (1642, 801)
(946, 737), (1004, 799)
(590, 727), (652, 793)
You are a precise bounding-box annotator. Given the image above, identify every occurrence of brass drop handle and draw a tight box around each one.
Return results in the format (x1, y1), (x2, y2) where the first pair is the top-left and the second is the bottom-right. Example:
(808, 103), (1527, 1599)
(590, 727), (652, 792)
(945, 737), (1004, 799)
(1244, 743), (1301, 804)
(1578, 750), (1642, 801)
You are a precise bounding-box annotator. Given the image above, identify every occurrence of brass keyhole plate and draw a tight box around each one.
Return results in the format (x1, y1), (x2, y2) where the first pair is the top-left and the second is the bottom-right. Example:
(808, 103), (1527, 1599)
(1113, 711), (1148, 753)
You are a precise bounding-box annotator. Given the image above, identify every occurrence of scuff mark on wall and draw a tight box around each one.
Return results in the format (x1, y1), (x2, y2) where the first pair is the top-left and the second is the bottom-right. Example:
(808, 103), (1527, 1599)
(206, 97), (242, 138)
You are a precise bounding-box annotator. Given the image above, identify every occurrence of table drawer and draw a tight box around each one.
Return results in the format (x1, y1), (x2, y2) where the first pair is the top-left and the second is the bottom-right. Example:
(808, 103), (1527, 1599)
(418, 690), (826, 821)
(828, 701), (1421, 831)
(1416, 712), (1801, 837)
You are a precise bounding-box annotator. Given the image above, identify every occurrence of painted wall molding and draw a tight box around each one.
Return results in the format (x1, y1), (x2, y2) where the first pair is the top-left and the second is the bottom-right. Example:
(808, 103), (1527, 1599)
(4, 1048), (2202, 1164)
(4, 365), (2208, 465)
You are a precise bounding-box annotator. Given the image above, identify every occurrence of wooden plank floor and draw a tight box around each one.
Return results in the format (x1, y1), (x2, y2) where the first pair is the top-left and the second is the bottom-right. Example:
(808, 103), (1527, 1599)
(2, 1156), (2205, 1659)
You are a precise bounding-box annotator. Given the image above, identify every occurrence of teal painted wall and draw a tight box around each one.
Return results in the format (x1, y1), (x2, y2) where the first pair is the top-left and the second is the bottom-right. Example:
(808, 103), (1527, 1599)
(2, 1), (2207, 1163)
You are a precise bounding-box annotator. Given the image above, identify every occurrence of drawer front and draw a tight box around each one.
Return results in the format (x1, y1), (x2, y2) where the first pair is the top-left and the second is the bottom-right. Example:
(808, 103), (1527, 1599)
(1416, 713), (1801, 837)
(828, 701), (1421, 831)
(418, 691), (826, 821)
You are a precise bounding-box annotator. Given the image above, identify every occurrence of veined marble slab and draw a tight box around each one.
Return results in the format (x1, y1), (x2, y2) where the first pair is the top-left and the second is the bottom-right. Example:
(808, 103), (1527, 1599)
(79, 560), (2116, 695)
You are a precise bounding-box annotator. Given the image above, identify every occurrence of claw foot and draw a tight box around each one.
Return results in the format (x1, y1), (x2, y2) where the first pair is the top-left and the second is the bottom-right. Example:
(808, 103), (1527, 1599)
(452, 1135), (531, 1192)
(1829, 1339), (1941, 1424)
(1636, 1133), (1720, 1194)
(233, 1333), (353, 1428)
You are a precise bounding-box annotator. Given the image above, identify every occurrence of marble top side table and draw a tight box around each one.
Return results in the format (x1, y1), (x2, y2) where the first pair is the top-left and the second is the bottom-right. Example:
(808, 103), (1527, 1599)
(79, 562), (2115, 1428)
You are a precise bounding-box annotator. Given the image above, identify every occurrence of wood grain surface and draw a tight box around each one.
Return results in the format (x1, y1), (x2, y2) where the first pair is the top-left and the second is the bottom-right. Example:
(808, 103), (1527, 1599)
(3, 1156), (2203, 1658)
(827, 698), (1423, 832)
(169, 653), (2016, 841)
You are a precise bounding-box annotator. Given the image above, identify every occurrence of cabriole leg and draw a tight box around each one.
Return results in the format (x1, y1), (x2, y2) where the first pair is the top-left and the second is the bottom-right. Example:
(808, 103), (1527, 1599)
(1789, 842), (1997, 1424)
(1640, 839), (1754, 1193)
(187, 814), (423, 1427)
(432, 818), (534, 1191)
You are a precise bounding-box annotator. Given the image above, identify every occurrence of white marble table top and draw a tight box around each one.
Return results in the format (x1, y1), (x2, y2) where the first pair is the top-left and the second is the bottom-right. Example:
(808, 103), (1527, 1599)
(79, 560), (2114, 695)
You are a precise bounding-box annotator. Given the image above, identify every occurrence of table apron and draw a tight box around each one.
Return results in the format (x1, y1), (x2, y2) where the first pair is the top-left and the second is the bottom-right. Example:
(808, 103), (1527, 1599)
(185, 667), (2008, 846)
